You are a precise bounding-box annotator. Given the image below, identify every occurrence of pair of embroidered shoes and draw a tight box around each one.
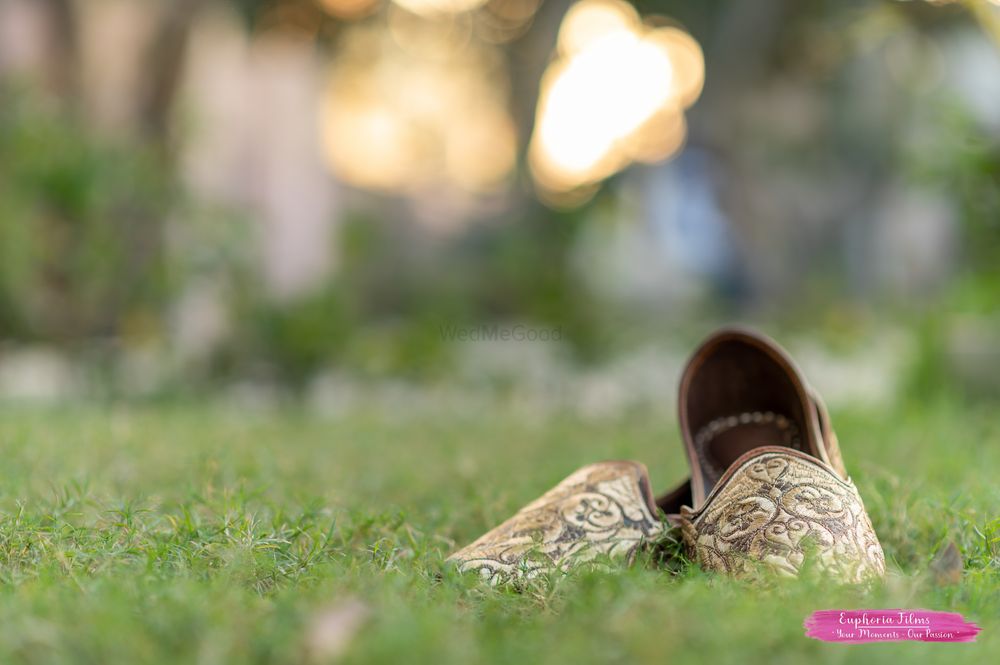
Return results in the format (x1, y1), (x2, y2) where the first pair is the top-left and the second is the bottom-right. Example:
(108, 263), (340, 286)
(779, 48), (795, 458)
(448, 328), (886, 585)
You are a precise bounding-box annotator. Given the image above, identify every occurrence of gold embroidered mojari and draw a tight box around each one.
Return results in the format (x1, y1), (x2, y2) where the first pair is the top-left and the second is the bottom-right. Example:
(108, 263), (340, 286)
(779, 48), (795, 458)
(670, 328), (885, 581)
(448, 461), (664, 584)
(450, 328), (885, 584)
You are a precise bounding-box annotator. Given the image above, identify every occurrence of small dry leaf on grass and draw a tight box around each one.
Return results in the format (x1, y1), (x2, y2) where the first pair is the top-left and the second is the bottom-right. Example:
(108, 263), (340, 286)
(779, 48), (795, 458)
(930, 540), (964, 586)
(304, 597), (372, 663)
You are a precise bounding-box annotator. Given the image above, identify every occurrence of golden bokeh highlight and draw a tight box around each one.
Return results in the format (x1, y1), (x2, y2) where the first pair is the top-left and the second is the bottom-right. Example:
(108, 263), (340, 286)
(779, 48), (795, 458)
(391, 0), (489, 17)
(529, 0), (704, 203)
(647, 27), (705, 109)
(319, 24), (516, 195)
(477, 0), (542, 44)
(317, 0), (381, 20)
(557, 0), (639, 56)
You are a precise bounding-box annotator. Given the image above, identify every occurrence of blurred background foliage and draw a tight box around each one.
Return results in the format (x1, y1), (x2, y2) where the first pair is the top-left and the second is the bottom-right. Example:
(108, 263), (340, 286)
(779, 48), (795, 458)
(0, 0), (999, 403)
(0, 87), (174, 342)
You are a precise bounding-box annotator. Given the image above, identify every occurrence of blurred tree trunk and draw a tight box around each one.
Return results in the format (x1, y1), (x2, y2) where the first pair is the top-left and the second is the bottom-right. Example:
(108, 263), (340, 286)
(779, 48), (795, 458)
(507, 0), (570, 154)
(99, 0), (210, 340)
(9, 0), (209, 342)
(39, 0), (80, 103)
(138, 0), (208, 153)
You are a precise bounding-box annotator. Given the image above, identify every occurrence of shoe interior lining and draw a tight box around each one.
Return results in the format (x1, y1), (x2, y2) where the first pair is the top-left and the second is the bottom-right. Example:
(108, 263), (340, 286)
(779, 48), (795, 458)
(694, 411), (801, 491)
(685, 338), (811, 498)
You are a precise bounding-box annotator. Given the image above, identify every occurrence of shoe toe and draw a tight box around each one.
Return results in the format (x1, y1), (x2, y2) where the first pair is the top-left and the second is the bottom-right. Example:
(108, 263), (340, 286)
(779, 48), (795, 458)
(448, 461), (665, 584)
(680, 449), (885, 583)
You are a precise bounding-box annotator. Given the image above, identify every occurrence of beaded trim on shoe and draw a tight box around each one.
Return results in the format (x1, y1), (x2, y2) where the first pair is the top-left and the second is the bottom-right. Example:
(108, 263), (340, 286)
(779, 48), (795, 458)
(693, 411), (802, 490)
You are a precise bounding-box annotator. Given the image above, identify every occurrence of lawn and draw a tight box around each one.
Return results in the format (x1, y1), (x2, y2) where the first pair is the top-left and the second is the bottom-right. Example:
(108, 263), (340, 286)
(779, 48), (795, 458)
(0, 397), (997, 664)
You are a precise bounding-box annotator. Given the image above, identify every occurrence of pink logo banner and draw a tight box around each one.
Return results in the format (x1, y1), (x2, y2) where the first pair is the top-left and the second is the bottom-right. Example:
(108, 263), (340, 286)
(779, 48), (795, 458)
(805, 609), (981, 644)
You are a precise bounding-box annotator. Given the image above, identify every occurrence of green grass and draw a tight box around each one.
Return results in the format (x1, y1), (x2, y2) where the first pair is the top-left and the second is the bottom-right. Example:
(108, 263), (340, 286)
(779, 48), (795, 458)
(0, 398), (997, 664)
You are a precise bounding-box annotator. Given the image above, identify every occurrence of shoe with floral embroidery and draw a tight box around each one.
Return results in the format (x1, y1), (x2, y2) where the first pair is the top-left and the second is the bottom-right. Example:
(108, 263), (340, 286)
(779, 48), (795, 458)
(669, 328), (885, 582)
(448, 461), (665, 585)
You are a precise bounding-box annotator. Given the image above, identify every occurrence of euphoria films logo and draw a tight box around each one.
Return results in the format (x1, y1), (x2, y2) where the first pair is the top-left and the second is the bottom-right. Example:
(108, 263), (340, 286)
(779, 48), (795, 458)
(805, 609), (981, 643)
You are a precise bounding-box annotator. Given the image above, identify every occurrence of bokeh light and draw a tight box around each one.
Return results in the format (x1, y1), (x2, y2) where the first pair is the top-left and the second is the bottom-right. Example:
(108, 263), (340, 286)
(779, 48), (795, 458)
(391, 0), (489, 17)
(529, 0), (704, 203)
(557, 0), (639, 55)
(318, 0), (382, 20)
(476, 0), (543, 44)
(319, 22), (516, 196)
